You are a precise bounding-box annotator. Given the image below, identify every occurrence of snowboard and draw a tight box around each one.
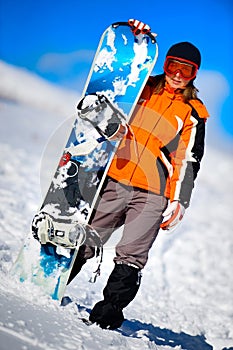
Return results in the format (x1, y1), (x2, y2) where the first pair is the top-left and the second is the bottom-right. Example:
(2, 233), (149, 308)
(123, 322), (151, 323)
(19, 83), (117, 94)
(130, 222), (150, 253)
(11, 21), (158, 301)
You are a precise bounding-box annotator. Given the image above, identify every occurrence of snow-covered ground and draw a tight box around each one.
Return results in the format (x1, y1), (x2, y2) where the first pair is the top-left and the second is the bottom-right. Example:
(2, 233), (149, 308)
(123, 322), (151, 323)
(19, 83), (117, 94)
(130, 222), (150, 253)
(0, 60), (232, 350)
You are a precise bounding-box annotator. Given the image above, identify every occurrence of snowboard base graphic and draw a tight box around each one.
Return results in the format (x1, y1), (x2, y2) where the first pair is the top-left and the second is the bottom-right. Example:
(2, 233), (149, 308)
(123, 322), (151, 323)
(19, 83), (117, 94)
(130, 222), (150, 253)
(11, 21), (158, 301)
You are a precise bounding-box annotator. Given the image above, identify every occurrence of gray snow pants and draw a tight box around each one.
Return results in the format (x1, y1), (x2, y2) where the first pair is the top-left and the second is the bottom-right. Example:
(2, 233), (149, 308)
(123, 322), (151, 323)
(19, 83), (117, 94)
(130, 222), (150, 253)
(85, 177), (168, 269)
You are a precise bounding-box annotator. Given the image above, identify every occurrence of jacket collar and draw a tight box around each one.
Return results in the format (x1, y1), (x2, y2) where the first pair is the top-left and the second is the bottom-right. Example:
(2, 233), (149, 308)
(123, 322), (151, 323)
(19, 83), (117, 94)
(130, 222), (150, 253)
(164, 82), (184, 100)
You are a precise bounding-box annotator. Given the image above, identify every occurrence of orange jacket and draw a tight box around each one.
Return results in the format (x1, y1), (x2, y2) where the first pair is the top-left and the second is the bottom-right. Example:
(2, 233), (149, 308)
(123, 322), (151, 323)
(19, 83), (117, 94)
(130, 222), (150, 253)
(108, 77), (209, 208)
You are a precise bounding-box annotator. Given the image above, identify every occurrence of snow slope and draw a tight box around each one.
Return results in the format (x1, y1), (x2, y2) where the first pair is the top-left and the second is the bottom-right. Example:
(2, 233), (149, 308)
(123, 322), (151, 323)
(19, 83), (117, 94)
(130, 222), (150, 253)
(0, 61), (233, 350)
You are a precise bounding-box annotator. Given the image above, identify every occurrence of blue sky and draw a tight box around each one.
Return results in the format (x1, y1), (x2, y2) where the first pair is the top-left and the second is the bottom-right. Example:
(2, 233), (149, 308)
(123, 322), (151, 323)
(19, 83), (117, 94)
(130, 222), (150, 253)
(0, 0), (232, 140)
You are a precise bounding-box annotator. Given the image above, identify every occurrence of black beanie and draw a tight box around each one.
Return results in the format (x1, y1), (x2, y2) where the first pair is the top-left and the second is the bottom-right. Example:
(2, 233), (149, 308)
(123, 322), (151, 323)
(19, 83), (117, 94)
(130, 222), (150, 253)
(166, 42), (201, 68)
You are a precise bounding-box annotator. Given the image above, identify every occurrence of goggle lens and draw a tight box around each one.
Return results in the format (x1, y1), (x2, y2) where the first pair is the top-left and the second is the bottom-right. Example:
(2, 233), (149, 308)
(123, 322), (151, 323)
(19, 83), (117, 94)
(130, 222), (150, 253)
(164, 57), (198, 80)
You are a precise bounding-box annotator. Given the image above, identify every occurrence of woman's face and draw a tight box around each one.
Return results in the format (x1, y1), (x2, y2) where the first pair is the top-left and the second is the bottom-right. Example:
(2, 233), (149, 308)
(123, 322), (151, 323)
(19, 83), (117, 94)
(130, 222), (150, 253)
(165, 72), (191, 90)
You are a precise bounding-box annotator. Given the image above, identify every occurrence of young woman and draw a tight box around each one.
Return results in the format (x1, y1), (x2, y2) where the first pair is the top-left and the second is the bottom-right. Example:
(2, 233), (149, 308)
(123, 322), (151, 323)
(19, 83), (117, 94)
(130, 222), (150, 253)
(68, 29), (209, 330)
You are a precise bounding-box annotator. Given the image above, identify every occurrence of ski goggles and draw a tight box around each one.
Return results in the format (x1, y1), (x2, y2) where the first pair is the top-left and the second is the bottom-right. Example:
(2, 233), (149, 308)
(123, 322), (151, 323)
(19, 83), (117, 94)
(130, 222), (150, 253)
(164, 56), (198, 80)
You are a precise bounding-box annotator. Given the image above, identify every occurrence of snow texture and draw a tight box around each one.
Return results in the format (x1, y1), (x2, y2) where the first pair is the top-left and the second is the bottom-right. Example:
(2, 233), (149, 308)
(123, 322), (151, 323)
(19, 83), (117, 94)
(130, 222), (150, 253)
(0, 60), (233, 350)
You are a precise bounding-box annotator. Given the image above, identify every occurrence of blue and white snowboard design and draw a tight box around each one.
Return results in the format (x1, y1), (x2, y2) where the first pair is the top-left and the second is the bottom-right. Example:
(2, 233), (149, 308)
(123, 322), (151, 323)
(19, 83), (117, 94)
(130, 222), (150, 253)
(11, 21), (158, 301)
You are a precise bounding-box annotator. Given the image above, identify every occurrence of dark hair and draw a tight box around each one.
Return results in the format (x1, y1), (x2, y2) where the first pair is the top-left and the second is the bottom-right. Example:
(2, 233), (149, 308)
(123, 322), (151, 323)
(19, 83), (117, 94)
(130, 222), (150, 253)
(152, 74), (199, 103)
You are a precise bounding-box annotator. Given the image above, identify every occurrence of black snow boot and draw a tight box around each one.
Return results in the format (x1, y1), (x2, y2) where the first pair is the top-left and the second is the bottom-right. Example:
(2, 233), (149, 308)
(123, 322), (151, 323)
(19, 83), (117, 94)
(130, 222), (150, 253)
(89, 263), (142, 329)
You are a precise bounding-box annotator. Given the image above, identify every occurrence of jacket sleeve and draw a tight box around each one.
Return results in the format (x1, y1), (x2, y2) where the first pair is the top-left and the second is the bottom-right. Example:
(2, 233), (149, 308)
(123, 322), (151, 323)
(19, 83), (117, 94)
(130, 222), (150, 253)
(169, 105), (207, 208)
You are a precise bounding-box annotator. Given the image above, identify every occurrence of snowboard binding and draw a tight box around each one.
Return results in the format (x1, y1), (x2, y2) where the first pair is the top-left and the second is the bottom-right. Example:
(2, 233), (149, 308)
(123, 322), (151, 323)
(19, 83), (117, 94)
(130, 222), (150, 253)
(31, 212), (86, 249)
(77, 93), (128, 141)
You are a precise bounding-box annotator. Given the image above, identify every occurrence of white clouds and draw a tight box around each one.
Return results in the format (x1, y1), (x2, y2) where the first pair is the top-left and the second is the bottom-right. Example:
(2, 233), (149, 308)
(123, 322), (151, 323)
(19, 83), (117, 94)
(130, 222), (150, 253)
(196, 70), (232, 146)
(36, 49), (96, 91)
(196, 70), (230, 118)
(37, 49), (95, 75)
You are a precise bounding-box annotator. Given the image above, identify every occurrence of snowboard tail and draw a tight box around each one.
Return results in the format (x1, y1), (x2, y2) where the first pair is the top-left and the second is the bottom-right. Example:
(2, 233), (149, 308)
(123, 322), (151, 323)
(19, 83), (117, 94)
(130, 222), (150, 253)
(11, 21), (158, 300)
